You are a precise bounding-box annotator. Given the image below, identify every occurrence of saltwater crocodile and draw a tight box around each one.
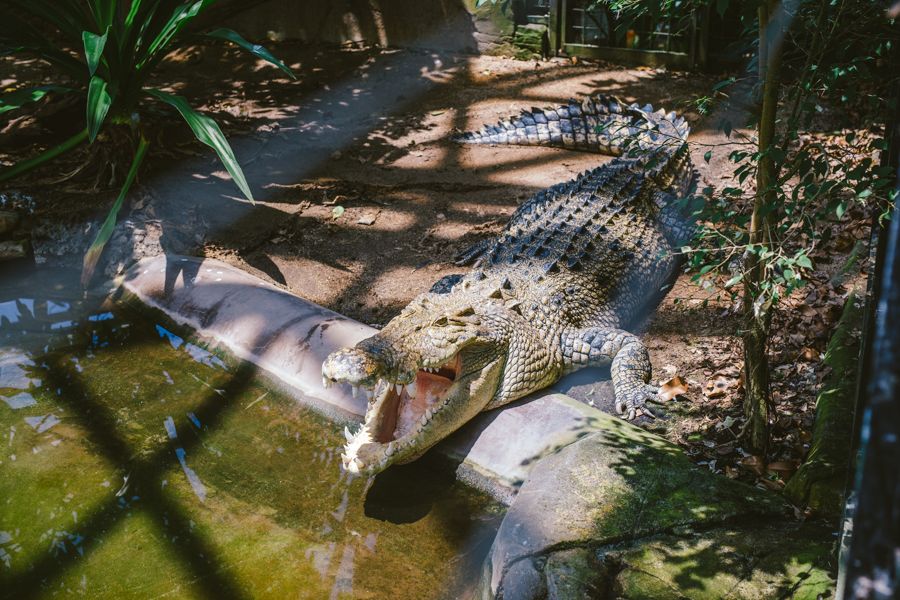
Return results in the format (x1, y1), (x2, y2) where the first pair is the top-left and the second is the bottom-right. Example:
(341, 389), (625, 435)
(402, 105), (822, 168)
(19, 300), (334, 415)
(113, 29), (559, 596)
(322, 96), (696, 475)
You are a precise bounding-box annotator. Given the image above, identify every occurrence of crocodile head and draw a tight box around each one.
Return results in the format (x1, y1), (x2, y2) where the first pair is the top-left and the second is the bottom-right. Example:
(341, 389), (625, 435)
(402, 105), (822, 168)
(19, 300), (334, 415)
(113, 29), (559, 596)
(322, 285), (519, 475)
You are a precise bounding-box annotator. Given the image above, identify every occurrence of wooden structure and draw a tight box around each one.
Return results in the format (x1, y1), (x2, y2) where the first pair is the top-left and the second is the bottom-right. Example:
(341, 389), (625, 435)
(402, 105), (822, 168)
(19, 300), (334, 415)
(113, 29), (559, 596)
(517, 0), (718, 69)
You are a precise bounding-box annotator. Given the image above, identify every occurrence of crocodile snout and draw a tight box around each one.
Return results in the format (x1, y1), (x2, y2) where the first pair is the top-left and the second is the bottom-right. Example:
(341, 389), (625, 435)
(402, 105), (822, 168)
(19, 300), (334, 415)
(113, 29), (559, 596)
(322, 348), (382, 388)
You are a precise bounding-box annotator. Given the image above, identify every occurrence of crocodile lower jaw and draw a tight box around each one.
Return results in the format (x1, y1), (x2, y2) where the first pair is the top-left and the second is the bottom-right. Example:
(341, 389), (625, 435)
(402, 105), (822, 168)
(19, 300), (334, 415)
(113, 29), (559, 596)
(339, 355), (459, 474)
(339, 353), (502, 474)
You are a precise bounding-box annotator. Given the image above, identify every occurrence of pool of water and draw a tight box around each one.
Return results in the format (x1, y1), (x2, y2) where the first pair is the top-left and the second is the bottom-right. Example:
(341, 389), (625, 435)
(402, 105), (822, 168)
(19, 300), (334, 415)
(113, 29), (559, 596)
(0, 267), (501, 599)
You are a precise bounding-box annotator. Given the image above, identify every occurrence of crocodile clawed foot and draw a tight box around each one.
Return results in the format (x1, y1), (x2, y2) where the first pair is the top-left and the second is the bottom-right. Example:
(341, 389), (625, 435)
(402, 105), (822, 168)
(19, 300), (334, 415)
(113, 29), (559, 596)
(616, 384), (664, 420)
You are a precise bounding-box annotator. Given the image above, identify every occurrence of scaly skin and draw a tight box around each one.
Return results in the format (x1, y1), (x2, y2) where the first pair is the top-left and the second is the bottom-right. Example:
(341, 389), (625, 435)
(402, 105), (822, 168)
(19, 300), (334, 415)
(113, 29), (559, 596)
(322, 96), (696, 475)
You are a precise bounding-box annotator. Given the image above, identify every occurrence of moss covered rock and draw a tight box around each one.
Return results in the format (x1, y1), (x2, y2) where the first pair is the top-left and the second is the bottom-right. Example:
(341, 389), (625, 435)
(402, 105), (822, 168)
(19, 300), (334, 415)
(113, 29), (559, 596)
(612, 522), (836, 599)
(478, 412), (836, 598)
(784, 291), (862, 517)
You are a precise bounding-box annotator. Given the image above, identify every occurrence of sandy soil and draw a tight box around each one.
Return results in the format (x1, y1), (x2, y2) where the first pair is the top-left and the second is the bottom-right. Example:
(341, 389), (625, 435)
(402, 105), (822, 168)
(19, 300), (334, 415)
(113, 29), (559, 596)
(3, 43), (718, 320)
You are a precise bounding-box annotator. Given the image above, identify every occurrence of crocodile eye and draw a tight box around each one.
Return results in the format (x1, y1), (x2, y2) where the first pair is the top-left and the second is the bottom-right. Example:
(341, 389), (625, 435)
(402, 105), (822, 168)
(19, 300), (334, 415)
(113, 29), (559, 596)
(433, 316), (449, 327)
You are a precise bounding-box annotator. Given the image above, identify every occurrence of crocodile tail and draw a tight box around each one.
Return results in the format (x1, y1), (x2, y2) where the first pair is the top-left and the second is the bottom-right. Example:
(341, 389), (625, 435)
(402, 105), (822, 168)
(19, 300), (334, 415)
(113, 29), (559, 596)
(453, 95), (690, 155)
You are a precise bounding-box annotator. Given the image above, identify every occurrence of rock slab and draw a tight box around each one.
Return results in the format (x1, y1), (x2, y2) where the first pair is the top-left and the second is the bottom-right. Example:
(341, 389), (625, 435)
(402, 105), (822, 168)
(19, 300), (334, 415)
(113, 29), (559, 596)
(120, 254), (374, 420)
(478, 411), (835, 599)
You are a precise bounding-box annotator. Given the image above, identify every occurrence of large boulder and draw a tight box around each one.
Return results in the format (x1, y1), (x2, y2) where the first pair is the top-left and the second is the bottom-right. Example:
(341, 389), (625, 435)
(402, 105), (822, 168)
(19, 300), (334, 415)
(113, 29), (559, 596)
(478, 412), (835, 598)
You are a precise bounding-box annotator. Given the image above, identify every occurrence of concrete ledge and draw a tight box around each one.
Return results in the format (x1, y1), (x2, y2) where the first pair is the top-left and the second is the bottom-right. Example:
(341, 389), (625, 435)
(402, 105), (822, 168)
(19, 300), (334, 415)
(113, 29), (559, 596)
(119, 255), (373, 419)
(118, 255), (613, 502)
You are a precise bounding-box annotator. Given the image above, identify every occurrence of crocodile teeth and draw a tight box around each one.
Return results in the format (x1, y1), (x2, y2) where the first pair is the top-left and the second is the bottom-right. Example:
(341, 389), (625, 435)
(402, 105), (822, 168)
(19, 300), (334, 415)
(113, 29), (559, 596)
(395, 383), (403, 395)
(385, 441), (397, 456)
(406, 381), (417, 398)
(364, 388), (374, 402)
(344, 426), (354, 442)
(424, 408), (433, 420)
(350, 385), (359, 398)
(322, 376), (330, 389)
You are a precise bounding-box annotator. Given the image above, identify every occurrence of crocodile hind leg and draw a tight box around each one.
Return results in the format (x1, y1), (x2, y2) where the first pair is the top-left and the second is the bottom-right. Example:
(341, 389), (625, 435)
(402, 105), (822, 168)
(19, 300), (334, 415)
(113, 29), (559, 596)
(561, 327), (660, 419)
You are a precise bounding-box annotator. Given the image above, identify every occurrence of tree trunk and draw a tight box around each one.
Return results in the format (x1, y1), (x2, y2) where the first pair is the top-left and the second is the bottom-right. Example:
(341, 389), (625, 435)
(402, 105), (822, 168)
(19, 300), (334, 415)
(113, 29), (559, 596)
(784, 291), (861, 517)
(742, 0), (783, 457)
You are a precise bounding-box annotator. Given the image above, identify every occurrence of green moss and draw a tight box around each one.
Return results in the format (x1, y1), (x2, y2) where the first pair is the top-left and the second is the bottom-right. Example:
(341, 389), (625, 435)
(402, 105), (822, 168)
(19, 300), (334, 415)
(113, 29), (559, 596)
(614, 523), (836, 600)
(784, 291), (862, 517)
(614, 569), (687, 599)
(544, 548), (608, 597)
(582, 417), (784, 541)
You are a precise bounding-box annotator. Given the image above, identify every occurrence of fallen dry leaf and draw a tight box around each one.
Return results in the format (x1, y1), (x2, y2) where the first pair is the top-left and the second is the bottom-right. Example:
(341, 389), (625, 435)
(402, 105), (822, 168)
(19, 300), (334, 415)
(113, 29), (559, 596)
(789, 333), (806, 345)
(767, 460), (800, 480)
(704, 375), (736, 399)
(357, 211), (379, 226)
(798, 347), (819, 361)
(798, 303), (818, 318)
(658, 375), (688, 401)
(740, 455), (767, 476)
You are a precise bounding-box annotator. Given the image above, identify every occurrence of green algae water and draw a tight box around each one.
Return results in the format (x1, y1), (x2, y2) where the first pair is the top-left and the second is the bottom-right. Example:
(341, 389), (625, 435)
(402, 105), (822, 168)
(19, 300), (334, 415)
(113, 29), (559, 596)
(0, 268), (501, 599)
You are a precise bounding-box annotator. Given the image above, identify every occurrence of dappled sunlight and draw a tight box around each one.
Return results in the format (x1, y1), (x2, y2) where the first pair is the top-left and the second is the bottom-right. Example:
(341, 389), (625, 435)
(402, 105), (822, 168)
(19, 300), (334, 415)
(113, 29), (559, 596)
(164, 45), (713, 328)
(444, 200), (519, 219)
(519, 71), (649, 101)
(368, 264), (445, 307)
(264, 255), (362, 307)
(1, 0), (874, 595)
(478, 150), (609, 188)
(483, 402), (833, 596)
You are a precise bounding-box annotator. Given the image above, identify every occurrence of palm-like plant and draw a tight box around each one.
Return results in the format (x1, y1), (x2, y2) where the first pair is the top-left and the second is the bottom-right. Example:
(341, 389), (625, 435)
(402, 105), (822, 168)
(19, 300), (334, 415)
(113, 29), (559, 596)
(0, 0), (295, 283)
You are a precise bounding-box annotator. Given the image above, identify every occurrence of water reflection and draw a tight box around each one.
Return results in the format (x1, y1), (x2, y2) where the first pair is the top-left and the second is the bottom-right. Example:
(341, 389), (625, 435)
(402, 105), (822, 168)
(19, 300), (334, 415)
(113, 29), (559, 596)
(2, 392), (36, 410)
(0, 268), (501, 599)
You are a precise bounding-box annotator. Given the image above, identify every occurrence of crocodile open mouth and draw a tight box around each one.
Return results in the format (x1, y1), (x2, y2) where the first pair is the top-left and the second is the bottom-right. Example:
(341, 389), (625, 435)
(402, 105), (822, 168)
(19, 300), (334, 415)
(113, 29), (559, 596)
(324, 354), (466, 473)
(377, 356), (460, 442)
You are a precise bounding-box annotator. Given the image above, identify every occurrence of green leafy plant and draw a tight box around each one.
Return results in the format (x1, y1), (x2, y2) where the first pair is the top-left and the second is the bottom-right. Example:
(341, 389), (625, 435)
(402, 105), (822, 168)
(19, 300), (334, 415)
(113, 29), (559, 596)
(0, 0), (295, 284)
(592, 0), (896, 456)
(651, 0), (896, 455)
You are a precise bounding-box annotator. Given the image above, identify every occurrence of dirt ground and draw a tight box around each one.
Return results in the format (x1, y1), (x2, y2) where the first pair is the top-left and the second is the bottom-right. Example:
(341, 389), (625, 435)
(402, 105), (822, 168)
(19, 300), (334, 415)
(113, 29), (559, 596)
(2, 42), (872, 494)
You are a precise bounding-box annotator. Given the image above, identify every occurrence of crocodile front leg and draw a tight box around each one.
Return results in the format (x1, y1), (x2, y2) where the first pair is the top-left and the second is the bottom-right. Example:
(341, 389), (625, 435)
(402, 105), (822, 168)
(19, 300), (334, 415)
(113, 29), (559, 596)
(561, 327), (659, 419)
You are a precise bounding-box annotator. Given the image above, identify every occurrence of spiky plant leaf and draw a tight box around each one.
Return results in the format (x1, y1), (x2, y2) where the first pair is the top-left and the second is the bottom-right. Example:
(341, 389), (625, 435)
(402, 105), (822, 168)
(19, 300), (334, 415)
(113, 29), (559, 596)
(204, 28), (296, 79)
(140, 0), (214, 68)
(86, 75), (112, 142)
(82, 135), (150, 287)
(0, 86), (73, 115)
(147, 88), (254, 202)
(86, 0), (116, 30)
(82, 26), (109, 77)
